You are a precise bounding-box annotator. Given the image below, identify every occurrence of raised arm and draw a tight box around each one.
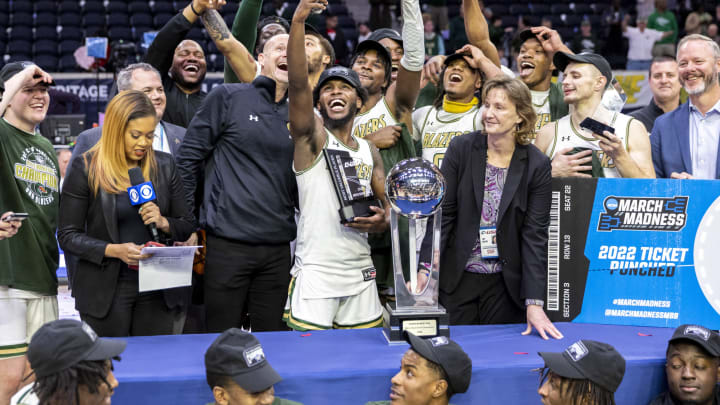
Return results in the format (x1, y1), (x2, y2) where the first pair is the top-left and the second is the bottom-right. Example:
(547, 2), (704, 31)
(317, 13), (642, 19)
(224, 0), (263, 83)
(288, 0), (326, 171)
(462, 0), (501, 67)
(145, 0), (211, 76)
(201, 8), (257, 83)
(386, 0), (424, 126)
(0, 65), (53, 116)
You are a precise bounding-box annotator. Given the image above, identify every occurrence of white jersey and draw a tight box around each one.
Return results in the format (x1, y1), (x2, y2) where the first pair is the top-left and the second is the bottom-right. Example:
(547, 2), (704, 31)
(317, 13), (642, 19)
(531, 89), (552, 133)
(292, 129), (376, 298)
(413, 105), (482, 168)
(548, 112), (634, 178)
(352, 96), (399, 139)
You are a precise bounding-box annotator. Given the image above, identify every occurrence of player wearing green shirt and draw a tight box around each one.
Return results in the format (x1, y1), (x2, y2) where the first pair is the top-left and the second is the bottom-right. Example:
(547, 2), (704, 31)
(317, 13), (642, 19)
(0, 61), (59, 405)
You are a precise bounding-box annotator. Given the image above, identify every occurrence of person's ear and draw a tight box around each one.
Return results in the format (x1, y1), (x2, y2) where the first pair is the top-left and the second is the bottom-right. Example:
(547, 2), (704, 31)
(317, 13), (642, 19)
(597, 76), (607, 93)
(432, 379), (449, 398)
(322, 54), (331, 66)
(356, 95), (363, 109)
(257, 53), (265, 68)
(213, 386), (229, 405)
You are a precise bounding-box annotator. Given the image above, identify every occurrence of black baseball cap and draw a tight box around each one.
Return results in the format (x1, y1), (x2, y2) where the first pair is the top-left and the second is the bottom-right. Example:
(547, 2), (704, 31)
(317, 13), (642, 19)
(404, 331), (472, 394)
(355, 39), (392, 66)
(28, 319), (126, 379)
(0, 61), (55, 93)
(443, 52), (479, 71)
(368, 28), (403, 46)
(668, 324), (720, 357)
(205, 328), (281, 393)
(553, 52), (613, 87)
(257, 15), (290, 33)
(539, 340), (626, 393)
(313, 66), (367, 104)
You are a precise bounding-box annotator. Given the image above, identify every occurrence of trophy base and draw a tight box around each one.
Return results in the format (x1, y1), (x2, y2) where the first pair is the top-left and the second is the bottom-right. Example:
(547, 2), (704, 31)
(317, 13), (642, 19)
(382, 302), (449, 345)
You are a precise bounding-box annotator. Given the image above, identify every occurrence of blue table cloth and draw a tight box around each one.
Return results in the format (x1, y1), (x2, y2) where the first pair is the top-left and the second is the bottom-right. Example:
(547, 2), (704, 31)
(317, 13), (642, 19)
(113, 323), (673, 404)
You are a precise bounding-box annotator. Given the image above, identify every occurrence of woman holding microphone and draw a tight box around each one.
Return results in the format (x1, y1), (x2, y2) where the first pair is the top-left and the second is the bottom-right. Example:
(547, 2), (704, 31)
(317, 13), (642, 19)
(58, 90), (194, 336)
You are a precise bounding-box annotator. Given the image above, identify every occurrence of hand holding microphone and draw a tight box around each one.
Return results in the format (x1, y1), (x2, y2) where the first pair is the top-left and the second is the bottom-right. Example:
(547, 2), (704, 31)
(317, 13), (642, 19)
(138, 202), (170, 234)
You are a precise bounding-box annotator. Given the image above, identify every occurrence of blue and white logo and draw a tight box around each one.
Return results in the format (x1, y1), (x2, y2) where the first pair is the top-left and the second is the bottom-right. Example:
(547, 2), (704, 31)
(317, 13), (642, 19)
(129, 188), (140, 204)
(140, 184), (153, 199)
(126, 182), (155, 206)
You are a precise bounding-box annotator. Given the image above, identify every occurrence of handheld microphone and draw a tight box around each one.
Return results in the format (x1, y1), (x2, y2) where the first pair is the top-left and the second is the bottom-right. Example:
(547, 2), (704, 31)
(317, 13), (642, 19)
(127, 167), (161, 243)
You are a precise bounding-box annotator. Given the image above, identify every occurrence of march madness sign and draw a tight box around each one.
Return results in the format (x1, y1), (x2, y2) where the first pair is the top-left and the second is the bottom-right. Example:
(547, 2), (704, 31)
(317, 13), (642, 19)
(545, 178), (720, 328)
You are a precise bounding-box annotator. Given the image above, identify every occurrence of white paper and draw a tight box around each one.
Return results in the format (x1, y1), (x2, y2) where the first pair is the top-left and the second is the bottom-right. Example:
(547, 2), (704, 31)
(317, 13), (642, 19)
(138, 246), (201, 292)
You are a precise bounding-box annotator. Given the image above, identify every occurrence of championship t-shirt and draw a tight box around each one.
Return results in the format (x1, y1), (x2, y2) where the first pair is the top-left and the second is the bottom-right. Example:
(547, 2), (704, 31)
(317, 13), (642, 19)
(0, 118), (59, 295)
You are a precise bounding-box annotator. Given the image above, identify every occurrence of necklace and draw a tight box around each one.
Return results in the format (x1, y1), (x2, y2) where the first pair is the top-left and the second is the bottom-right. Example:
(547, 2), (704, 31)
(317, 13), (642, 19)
(532, 94), (549, 108)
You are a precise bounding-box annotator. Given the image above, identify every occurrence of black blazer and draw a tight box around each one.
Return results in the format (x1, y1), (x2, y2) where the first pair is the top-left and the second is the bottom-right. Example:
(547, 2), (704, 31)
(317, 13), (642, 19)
(58, 152), (195, 318)
(421, 131), (552, 308)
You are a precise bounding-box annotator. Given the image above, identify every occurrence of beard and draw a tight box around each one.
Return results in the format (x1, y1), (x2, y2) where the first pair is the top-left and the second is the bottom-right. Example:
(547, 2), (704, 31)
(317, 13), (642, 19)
(682, 66), (718, 96)
(170, 65), (206, 91)
(319, 104), (358, 129)
(307, 53), (324, 75)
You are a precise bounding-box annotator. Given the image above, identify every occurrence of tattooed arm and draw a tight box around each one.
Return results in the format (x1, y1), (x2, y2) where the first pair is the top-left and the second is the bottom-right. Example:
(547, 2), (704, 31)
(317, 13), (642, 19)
(201, 9), (257, 83)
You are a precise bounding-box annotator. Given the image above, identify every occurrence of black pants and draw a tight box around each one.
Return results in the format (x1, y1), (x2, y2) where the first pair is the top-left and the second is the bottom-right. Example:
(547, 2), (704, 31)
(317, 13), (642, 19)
(204, 234), (291, 332)
(440, 271), (525, 325)
(81, 267), (175, 337)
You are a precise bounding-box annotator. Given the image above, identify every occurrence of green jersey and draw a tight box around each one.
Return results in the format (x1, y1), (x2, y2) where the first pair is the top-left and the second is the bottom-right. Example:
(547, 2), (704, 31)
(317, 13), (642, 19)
(0, 118), (59, 295)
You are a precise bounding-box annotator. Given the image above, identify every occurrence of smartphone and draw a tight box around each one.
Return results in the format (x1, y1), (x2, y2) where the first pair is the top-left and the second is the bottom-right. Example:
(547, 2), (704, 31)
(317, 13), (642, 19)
(579, 117), (615, 139)
(2, 213), (29, 222)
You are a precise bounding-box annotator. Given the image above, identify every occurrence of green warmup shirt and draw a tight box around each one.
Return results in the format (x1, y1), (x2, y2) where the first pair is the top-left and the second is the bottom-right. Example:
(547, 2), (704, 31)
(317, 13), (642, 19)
(0, 118), (59, 295)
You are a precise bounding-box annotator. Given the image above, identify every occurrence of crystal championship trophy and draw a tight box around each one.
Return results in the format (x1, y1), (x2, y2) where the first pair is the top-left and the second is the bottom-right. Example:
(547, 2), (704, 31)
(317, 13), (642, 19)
(382, 158), (449, 344)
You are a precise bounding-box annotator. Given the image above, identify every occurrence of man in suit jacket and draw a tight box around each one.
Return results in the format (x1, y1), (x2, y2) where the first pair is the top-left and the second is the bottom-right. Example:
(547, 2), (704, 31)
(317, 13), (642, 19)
(651, 34), (720, 179)
(69, 63), (185, 169)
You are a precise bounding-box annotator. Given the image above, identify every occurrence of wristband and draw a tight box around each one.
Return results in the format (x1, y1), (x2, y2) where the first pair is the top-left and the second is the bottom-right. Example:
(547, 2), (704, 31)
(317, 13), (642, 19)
(190, 2), (201, 16)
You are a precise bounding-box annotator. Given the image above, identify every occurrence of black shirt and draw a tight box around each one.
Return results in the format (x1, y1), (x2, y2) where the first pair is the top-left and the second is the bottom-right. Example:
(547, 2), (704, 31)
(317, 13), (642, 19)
(116, 192), (152, 245)
(630, 98), (666, 133)
(176, 76), (297, 244)
(145, 11), (207, 128)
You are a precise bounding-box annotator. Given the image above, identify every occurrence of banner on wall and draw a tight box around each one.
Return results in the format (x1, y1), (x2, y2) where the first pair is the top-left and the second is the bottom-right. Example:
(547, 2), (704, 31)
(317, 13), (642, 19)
(545, 178), (720, 329)
(51, 75), (226, 129)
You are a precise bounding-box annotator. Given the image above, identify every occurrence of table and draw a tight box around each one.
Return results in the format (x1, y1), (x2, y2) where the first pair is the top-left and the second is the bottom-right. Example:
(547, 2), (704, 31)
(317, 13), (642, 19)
(113, 323), (673, 404)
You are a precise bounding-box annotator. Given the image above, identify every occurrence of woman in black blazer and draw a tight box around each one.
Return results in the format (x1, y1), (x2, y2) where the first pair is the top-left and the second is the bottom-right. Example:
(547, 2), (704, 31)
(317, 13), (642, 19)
(421, 77), (562, 339)
(58, 90), (195, 337)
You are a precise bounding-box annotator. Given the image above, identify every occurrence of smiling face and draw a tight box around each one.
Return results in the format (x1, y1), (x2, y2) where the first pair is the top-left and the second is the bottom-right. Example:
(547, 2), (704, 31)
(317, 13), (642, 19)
(259, 34), (289, 84)
(442, 58), (482, 102)
(123, 115), (157, 167)
(129, 69), (166, 119)
(169, 40), (207, 90)
(389, 349), (445, 405)
(379, 38), (403, 82)
(5, 82), (50, 132)
(352, 49), (389, 95)
(317, 78), (362, 129)
(649, 60), (681, 103)
(561, 62), (606, 104)
(666, 342), (720, 405)
(482, 88), (522, 138)
(678, 39), (720, 96)
(516, 38), (553, 90)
